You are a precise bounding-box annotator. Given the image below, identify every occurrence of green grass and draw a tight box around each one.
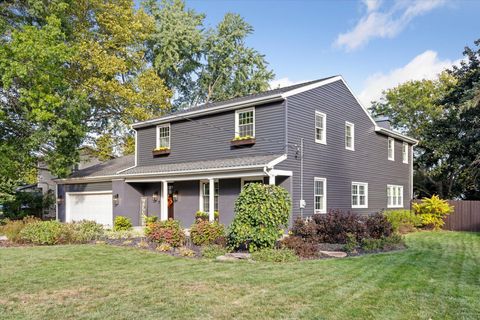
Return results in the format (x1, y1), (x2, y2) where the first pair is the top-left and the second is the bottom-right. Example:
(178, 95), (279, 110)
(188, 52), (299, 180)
(1, 232), (479, 319)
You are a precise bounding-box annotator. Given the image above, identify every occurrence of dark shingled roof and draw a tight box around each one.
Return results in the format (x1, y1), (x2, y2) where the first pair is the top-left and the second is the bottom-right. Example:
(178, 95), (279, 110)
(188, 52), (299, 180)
(132, 76), (338, 128)
(121, 154), (283, 175)
(69, 155), (135, 178)
(65, 154), (282, 179)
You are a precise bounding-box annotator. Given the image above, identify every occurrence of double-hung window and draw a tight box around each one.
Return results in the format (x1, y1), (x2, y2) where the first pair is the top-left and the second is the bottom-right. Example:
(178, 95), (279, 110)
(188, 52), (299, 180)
(315, 111), (326, 144)
(387, 185), (403, 208)
(156, 124), (170, 149)
(314, 177), (327, 214)
(200, 181), (219, 212)
(352, 182), (368, 208)
(402, 142), (409, 164)
(345, 122), (354, 150)
(388, 137), (395, 161)
(235, 108), (255, 138)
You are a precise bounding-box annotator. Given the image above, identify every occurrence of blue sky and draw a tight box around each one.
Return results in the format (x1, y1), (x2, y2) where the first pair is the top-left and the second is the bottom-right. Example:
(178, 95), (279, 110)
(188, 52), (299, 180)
(184, 0), (480, 105)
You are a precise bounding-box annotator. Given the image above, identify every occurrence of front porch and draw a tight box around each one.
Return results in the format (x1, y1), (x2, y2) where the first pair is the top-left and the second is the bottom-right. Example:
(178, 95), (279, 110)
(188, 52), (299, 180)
(112, 159), (291, 227)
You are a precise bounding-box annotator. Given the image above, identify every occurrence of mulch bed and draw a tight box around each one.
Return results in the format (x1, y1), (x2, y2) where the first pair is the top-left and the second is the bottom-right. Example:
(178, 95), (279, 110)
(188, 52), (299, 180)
(0, 240), (33, 248)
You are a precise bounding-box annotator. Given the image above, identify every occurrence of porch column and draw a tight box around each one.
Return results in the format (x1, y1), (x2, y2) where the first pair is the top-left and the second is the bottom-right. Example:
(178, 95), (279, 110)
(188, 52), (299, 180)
(160, 180), (168, 221)
(269, 174), (276, 185)
(208, 178), (215, 221)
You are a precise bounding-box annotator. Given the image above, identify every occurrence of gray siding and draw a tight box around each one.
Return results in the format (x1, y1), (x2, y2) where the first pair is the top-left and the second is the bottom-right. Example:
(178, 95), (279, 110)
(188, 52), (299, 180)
(172, 180), (199, 228)
(219, 178), (241, 226)
(112, 180), (146, 226)
(136, 101), (286, 166)
(277, 80), (412, 219)
(57, 182), (112, 222)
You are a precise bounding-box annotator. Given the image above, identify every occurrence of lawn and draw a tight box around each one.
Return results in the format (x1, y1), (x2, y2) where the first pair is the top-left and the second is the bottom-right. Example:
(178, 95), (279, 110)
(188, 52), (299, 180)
(1, 232), (479, 320)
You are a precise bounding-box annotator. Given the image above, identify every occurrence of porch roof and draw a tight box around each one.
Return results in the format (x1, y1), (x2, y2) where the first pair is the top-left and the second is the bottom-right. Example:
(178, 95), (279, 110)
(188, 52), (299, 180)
(120, 154), (284, 176)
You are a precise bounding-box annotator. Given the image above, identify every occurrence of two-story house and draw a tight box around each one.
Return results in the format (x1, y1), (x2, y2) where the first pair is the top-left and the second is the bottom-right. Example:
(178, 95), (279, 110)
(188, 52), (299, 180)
(55, 76), (417, 227)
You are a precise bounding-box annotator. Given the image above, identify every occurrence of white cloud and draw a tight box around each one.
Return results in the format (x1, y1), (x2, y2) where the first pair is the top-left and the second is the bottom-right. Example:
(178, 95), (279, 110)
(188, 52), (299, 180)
(335, 0), (446, 51)
(358, 50), (461, 106)
(269, 77), (309, 89)
(363, 0), (381, 12)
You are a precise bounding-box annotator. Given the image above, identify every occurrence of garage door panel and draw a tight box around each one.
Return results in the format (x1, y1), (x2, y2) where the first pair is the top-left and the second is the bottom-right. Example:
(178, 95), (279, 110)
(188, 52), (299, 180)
(67, 192), (113, 226)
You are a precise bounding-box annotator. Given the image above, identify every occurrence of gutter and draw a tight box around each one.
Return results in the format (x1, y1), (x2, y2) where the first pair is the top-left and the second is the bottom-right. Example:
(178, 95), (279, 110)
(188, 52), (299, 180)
(374, 126), (419, 145)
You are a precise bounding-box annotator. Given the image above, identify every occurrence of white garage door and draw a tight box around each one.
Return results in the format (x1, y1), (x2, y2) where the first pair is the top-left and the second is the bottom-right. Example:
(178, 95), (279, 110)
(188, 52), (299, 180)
(66, 192), (113, 226)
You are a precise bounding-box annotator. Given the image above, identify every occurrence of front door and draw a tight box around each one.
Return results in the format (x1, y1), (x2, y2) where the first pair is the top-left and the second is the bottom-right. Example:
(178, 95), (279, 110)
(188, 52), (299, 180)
(167, 183), (174, 219)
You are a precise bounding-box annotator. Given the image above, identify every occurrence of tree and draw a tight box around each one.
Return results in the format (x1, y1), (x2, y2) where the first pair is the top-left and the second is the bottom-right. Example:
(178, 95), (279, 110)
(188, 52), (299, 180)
(371, 39), (480, 199)
(144, 0), (274, 107)
(0, 0), (171, 182)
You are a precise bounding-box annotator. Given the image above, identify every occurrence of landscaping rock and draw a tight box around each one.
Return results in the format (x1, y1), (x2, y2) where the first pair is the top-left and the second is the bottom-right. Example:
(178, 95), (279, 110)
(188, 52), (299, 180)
(0, 236), (7, 241)
(319, 250), (348, 258)
(225, 252), (251, 260)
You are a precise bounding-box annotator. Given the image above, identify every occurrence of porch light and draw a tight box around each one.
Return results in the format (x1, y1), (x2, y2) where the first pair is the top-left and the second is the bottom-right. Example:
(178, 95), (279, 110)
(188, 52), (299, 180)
(56, 195), (64, 205)
(173, 190), (178, 202)
(113, 194), (119, 206)
(152, 192), (159, 202)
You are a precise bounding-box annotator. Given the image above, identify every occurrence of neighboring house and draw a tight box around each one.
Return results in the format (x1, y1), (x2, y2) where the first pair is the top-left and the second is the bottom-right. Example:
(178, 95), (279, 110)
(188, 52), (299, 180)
(16, 147), (102, 217)
(55, 76), (417, 227)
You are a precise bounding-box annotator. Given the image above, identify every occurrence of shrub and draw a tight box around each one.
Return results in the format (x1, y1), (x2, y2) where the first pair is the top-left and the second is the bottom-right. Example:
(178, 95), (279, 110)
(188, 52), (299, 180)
(68, 220), (104, 243)
(195, 211), (219, 221)
(189, 220), (225, 246)
(413, 195), (454, 230)
(2, 219), (26, 242)
(156, 243), (172, 252)
(251, 248), (299, 262)
(228, 184), (291, 252)
(280, 236), (318, 258)
(178, 247), (195, 257)
(19, 220), (63, 245)
(312, 210), (367, 243)
(113, 216), (133, 231)
(147, 219), (185, 247)
(365, 213), (393, 239)
(343, 233), (359, 253)
(144, 215), (158, 224)
(291, 218), (318, 242)
(360, 234), (405, 252)
(384, 210), (422, 233)
(2, 192), (54, 220)
(201, 245), (228, 259)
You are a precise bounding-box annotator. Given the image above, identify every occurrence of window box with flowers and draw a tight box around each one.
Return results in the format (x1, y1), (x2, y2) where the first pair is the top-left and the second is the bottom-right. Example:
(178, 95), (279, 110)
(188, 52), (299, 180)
(152, 147), (171, 156)
(231, 135), (256, 147)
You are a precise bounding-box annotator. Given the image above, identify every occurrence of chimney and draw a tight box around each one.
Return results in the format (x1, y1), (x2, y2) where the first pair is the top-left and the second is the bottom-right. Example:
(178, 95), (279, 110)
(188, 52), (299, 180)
(375, 116), (391, 130)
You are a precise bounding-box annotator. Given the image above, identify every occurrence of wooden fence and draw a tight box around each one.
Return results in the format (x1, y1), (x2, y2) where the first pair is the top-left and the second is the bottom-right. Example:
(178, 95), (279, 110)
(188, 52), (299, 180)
(412, 200), (480, 232)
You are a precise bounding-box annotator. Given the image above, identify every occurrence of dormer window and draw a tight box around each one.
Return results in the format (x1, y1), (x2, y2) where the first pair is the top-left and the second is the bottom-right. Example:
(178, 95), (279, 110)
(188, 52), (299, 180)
(156, 124), (170, 149)
(235, 108), (255, 138)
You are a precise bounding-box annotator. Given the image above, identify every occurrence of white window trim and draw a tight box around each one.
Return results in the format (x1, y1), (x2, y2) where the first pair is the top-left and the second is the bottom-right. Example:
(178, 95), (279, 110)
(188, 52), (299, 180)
(314, 111), (326, 144)
(351, 181), (368, 209)
(235, 107), (255, 137)
(402, 142), (409, 164)
(314, 177), (327, 214)
(387, 184), (404, 208)
(198, 179), (219, 212)
(240, 177), (264, 188)
(345, 121), (355, 151)
(388, 137), (395, 161)
(156, 123), (171, 149)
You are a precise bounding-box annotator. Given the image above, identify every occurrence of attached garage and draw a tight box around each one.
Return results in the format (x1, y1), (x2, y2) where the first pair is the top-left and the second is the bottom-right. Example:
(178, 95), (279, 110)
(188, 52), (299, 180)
(65, 191), (113, 226)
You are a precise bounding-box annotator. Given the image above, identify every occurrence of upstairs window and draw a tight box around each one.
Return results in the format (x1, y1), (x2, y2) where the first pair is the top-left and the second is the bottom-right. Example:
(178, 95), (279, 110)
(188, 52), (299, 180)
(387, 185), (403, 208)
(315, 111), (326, 144)
(402, 142), (409, 164)
(345, 122), (354, 150)
(235, 108), (255, 138)
(156, 124), (170, 149)
(314, 177), (327, 214)
(352, 182), (368, 208)
(388, 137), (395, 161)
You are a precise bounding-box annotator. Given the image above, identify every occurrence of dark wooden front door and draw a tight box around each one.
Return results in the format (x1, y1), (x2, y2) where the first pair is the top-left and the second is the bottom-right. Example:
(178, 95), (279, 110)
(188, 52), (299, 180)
(167, 183), (174, 219)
